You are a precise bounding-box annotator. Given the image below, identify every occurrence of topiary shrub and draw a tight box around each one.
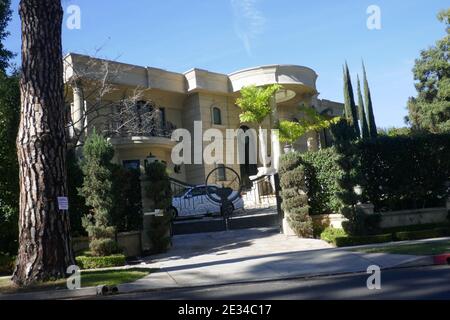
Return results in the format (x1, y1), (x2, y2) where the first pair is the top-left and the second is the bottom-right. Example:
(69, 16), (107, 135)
(75, 254), (126, 270)
(145, 162), (173, 254)
(89, 238), (120, 257)
(79, 132), (119, 257)
(335, 234), (393, 247)
(320, 227), (347, 245)
(279, 153), (313, 238)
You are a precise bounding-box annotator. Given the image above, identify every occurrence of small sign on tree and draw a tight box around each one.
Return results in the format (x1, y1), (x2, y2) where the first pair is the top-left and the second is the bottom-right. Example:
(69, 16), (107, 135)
(57, 197), (69, 211)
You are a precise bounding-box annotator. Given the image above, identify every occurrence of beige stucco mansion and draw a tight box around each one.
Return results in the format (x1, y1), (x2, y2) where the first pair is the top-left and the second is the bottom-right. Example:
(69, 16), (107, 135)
(64, 53), (344, 186)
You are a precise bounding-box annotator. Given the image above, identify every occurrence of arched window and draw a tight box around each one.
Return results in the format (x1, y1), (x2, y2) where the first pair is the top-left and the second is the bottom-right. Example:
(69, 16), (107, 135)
(212, 107), (222, 125)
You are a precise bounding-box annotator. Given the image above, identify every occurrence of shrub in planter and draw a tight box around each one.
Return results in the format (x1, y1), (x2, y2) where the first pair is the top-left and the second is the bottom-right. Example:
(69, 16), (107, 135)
(320, 227), (347, 245)
(76, 254), (126, 270)
(335, 234), (393, 247)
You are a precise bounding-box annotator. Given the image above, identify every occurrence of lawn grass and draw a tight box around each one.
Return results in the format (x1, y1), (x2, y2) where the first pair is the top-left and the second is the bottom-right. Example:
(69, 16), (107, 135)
(355, 240), (450, 256)
(0, 268), (154, 294)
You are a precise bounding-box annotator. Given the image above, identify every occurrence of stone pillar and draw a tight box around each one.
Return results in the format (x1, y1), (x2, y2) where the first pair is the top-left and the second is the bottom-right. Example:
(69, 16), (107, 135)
(72, 84), (85, 143)
(307, 134), (319, 152)
(271, 97), (281, 172)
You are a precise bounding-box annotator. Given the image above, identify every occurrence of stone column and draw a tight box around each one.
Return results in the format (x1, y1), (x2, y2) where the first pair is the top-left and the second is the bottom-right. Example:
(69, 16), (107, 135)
(72, 84), (85, 143)
(271, 97), (281, 172)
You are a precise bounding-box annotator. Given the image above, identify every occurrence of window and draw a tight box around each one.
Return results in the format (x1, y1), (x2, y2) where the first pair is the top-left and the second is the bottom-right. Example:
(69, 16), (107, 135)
(216, 164), (227, 181)
(159, 108), (166, 128)
(123, 160), (141, 171)
(212, 107), (222, 125)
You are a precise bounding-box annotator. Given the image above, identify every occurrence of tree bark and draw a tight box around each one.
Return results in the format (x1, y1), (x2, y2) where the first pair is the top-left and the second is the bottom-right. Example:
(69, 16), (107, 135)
(13, 0), (74, 286)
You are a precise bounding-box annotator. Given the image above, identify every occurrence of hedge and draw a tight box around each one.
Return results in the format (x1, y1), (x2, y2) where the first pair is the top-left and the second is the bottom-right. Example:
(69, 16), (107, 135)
(320, 227), (347, 245)
(0, 254), (15, 274)
(395, 228), (449, 241)
(76, 254), (126, 270)
(335, 234), (393, 247)
(300, 148), (345, 215)
(357, 134), (450, 212)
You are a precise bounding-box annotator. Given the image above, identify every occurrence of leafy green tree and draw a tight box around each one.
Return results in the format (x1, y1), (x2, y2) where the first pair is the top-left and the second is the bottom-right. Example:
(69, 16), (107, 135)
(0, 72), (19, 255)
(357, 75), (370, 139)
(407, 9), (450, 133)
(362, 63), (378, 138)
(0, 0), (13, 73)
(343, 63), (360, 138)
(79, 132), (119, 257)
(236, 84), (281, 168)
(278, 105), (340, 148)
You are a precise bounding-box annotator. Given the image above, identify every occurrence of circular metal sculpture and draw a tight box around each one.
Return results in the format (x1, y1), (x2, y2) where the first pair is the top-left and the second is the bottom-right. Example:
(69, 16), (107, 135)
(205, 166), (242, 230)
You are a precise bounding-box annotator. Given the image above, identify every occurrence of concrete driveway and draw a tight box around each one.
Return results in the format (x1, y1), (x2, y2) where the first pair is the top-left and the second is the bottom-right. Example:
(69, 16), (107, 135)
(119, 228), (427, 293)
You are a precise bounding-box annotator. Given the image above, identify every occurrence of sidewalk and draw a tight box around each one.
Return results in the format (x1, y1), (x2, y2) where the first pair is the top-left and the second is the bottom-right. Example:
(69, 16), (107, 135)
(1, 229), (446, 300)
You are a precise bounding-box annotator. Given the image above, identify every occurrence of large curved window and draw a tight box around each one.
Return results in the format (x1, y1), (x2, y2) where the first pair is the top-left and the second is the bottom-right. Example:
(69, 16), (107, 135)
(212, 107), (222, 125)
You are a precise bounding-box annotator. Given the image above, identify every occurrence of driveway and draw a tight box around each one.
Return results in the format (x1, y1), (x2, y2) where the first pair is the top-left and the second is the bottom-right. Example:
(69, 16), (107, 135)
(119, 228), (428, 293)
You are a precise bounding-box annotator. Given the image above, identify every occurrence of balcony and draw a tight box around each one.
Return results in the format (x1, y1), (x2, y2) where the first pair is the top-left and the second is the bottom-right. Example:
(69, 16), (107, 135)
(107, 121), (177, 150)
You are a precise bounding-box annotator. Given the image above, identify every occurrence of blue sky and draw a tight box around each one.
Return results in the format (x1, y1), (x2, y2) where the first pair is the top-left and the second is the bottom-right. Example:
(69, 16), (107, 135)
(4, 0), (449, 128)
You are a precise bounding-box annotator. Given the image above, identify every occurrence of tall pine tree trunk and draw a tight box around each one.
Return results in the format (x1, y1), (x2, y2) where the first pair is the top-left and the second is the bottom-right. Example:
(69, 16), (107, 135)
(13, 0), (74, 286)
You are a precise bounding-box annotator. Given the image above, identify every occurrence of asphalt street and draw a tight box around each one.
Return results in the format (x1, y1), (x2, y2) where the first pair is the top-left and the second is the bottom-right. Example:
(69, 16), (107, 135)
(95, 265), (450, 300)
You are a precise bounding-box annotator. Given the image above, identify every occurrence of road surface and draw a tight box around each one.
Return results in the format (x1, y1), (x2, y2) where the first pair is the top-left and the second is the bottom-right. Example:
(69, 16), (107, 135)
(95, 265), (450, 300)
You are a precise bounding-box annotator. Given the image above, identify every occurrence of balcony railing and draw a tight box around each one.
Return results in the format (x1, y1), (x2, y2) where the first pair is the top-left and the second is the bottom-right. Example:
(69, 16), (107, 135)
(105, 121), (177, 139)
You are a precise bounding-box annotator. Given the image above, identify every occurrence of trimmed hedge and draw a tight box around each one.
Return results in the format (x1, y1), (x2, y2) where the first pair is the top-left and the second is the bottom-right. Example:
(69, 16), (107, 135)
(0, 254), (15, 274)
(76, 254), (126, 270)
(320, 227), (347, 245)
(395, 228), (449, 241)
(358, 134), (450, 212)
(300, 148), (345, 215)
(335, 234), (393, 247)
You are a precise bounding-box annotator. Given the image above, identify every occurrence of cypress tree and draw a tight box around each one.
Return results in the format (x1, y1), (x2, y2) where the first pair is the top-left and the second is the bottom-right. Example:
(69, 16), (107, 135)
(357, 75), (370, 139)
(343, 63), (360, 138)
(363, 62), (378, 138)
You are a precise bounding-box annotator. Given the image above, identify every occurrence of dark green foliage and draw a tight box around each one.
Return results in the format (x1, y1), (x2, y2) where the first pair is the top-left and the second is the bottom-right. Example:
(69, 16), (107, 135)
(279, 154), (313, 238)
(382, 222), (450, 235)
(358, 134), (450, 211)
(395, 228), (449, 241)
(145, 162), (173, 254)
(79, 133), (118, 256)
(329, 118), (358, 144)
(320, 227), (347, 245)
(342, 210), (381, 236)
(343, 64), (360, 138)
(335, 234), (393, 247)
(357, 75), (370, 139)
(362, 63), (378, 138)
(67, 150), (88, 236)
(407, 9), (450, 133)
(88, 238), (120, 257)
(0, 0), (13, 73)
(0, 72), (19, 255)
(146, 162), (172, 211)
(147, 215), (172, 254)
(0, 253), (15, 274)
(300, 148), (345, 215)
(111, 165), (143, 232)
(75, 254), (126, 270)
